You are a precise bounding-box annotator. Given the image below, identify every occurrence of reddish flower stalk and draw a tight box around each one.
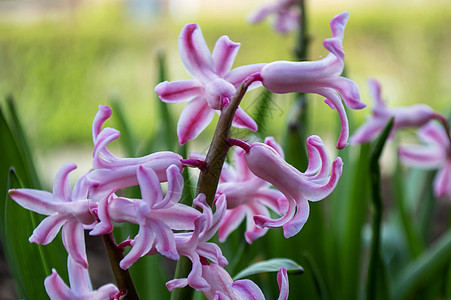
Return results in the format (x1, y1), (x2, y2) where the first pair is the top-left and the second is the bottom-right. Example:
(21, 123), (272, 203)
(195, 74), (261, 206)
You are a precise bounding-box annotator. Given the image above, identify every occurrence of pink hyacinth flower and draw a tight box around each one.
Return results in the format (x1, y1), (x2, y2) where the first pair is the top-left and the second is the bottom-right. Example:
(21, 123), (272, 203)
(201, 262), (289, 300)
(217, 137), (289, 244)
(245, 136), (343, 238)
(260, 11), (365, 149)
(44, 256), (120, 300)
(87, 105), (183, 235)
(8, 163), (96, 268)
(350, 79), (445, 144)
(107, 164), (201, 269)
(247, 0), (299, 34)
(155, 23), (264, 144)
(399, 121), (451, 199)
(166, 194), (228, 291)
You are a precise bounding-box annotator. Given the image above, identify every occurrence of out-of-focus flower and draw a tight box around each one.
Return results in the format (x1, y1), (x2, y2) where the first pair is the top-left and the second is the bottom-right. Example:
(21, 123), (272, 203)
(155, 23), (264, 145)
(86, 105), (183, 235)
(247, 0), (299, 34)
(399, 121), (451, 199)
(351, 79), (445, 144)
(8, 163), (95, 268)
(44, 256), (120, 300)
(107, 165), (201, 270)
(216, 137), (289, 244)
(259, 11), (365, 149)
(244, 136), (343, 238)
(201, 262), (289, 300)
(166, 194), (228, 291)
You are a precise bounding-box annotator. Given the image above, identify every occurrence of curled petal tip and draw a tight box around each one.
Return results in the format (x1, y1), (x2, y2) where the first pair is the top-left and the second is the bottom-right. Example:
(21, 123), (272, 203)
(330, 11), (350, 40)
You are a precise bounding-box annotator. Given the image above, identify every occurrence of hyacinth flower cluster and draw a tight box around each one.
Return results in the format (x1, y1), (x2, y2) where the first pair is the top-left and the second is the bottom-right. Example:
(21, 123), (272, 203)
(8, 11), (364, 299)
(247, 0), (300, 34)
(350, 79), (451, 200)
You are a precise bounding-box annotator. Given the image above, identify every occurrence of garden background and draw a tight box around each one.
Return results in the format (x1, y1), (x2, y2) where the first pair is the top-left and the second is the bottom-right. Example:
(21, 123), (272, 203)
(0, 0), (450, 299)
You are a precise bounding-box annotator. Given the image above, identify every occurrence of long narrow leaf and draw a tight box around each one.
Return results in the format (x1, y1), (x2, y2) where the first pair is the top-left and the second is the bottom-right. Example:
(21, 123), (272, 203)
(366, 117), (394, 300)
(4, 169), (49, 299)
(392, 230), (451, 300)
(233, 258), (303, 280)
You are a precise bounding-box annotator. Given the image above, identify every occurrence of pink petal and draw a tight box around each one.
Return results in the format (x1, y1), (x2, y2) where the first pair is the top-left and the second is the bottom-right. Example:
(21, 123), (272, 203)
(137, 166), (163, 208)
(186, 253), (211, 291)
(418, 121), (450, 147)
(282, 198), (310, 238)
(92, 105), (112, 143)
(225, 63), (266, 89)
(277, 268), (289, 300)
(53, 163), (77, 202)
(62, 220), (88, 269)
(368, 78), (386, 109)
(247, 4), (277, 24)
(177, 96), (215, 145)
(120, 225), (155, 270)
(92, 128), (121, 169)
(273, 9), (299, 34)
(212, 35), (240, 77)
(231, 279), (265, 300)
(179, 23), (215, 80)
(433, 162), (451, 198)
(149, 220), (179, 260)
(218, 206), (246, 242)
(8, 189), (57, 215)
(264, 136), (284, 159)
(44, 269), (76, 300)
(253, 189), (286, 214)
(159, 164), (185, 208)
(166, 278), (189, 292)
(196, 242), (228, 267)
(155, 80), (203, 103)
(71, 173), (89, 202)
(152, 204), (200, 231)
(329, 11), (349, 41)
(201, 263), (236, 300)
(29, 214), (67, 244)
(320, 89), (349, 149)
(245, 141), (343, 202)
(253, 197), (296, 230)
(232, 147), (253, 181)
(329, 77), (365, 110)
(350, 118), (386, 145)
(244, 204), (269, 244)
(231, 107), (258, 131)
(399, 145), (444, 169)
(67, 256), (92, 293)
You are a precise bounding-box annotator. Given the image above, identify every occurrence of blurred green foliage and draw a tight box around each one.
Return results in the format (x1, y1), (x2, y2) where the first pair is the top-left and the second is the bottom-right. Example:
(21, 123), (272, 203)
(0, 2), (450, 150)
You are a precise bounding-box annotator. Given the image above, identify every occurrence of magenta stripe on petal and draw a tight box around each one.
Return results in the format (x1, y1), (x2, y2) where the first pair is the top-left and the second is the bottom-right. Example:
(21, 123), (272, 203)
(177, 96), (215, 145)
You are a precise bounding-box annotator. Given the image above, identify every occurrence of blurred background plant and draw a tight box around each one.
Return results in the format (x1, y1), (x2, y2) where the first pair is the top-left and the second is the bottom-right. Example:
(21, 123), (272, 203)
(0, 0), (451, 299)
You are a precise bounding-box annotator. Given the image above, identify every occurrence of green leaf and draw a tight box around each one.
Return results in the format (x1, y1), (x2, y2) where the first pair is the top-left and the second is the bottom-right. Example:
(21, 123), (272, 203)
(4, 169), (49, 299)
(0, 102), (68, 297)
(336, 143), (370, 299)
(233, 258), (303, 280)
(5, 95), (41, 189)
(366, 117), (394, 300)
(302, 252), (330, 300)
(109, 95), (137, 158)
(392, 230), (451, 300)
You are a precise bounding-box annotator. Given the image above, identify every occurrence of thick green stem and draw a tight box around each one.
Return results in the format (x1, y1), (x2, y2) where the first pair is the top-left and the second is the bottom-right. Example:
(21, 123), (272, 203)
(102, 233), (139, 300)
(295, 0), (309, 61)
